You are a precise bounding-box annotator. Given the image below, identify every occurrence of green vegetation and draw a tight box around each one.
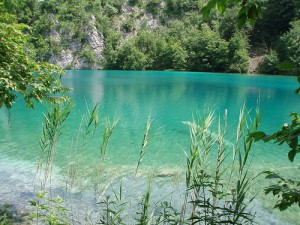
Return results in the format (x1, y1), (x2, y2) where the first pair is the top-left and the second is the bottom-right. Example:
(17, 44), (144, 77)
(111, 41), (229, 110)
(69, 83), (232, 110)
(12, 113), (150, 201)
(181, 106), (261, 224)
(252, 0), (299, 75)
(249, 112), (300, 211)
(135, 116), (152, 176)
(29, 192), (69, 225)
(37, 101), (73, 190)
(202, 0), (262, 27)
(2, 0), (298, 74)
(0, 204), (14, 225)
(0, 4), (67, 109)
(0, 0), (300, 224)
(28, 102), (262, 225)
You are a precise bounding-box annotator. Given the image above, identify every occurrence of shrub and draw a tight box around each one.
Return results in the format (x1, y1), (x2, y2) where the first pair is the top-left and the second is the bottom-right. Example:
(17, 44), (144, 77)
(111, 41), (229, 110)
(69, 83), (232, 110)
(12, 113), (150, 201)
(0, 204), (14, 224)
(145, 0), (161, 16)
(277, 20), (300, 74)
(258, 49), (280, 74)
(103, 4), (119, 16)
(185, 25), (229, 72)
(228, 32), (250, 73)
(121, 17), (135, 33)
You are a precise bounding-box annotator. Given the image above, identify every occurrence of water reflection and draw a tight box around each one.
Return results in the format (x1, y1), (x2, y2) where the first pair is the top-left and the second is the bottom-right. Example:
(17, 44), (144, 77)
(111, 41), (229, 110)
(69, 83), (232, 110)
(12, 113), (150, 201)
(63, 71), (299, 130)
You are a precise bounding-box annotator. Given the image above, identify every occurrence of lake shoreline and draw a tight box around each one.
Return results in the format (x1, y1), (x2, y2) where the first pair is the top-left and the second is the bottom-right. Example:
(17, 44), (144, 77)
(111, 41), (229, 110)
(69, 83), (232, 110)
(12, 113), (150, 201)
(0, 159), (295, 225)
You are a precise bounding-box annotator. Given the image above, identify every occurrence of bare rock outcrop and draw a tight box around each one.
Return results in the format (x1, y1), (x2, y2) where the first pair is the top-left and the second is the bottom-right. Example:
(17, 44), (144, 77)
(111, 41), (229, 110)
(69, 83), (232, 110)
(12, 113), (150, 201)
(85, 15), (104, 62)
(48, 15), (104, 69)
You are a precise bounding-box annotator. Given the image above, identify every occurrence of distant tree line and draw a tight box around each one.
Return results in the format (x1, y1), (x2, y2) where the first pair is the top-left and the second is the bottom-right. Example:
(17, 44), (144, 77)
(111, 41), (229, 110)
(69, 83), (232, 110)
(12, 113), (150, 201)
(3, 0), (300, 74)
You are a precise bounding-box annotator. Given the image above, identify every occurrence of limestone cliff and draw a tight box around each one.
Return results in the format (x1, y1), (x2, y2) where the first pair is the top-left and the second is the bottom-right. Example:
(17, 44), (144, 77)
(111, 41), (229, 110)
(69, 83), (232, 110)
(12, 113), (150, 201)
(48, 15), (104, 69)
(45, 2), (161, 70)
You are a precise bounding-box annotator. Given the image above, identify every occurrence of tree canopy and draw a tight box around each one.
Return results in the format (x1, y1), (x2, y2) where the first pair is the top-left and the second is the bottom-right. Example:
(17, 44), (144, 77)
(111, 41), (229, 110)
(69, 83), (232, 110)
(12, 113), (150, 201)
(202, 0), (262, 27)
(1, 0), (298, 75)
(0, 4), (67, 109)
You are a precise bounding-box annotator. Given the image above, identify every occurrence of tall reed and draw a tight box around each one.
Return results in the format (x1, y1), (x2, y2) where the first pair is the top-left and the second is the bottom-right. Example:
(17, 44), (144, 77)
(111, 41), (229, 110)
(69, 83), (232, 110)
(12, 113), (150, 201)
(100, 116), (119, 160)
(36, 101), (73, 191)
(29, 102), (263, 225)
(181, 105), (261, 225)
(66, 103), (100, 190)
(135, 180), (152, 225)
(135, 116), (152, 176)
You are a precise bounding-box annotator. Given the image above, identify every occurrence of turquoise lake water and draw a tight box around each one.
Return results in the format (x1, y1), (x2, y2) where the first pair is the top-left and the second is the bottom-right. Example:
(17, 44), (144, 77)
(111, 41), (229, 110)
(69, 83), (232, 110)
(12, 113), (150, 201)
(1, 70), (300, 224)
(0, 70), (299, 171)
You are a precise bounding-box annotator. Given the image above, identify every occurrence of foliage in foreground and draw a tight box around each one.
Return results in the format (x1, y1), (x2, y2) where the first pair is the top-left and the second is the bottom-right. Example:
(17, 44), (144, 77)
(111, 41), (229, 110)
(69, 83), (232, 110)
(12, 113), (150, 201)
(29, 192), (69, 225)
(247, 76), (300, 212)
(0, 204), (14, 225)
(249, 112), (300, 211)
(0, 6), (68, 109)
(27, 101), (263, 224)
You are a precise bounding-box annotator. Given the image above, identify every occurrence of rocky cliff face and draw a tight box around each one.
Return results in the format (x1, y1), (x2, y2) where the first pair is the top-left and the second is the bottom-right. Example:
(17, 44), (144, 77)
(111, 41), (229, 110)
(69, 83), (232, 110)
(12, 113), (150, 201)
(46, 2), (161, 70)
(86, 16), (104, 62)
(49, 15), (104, 69)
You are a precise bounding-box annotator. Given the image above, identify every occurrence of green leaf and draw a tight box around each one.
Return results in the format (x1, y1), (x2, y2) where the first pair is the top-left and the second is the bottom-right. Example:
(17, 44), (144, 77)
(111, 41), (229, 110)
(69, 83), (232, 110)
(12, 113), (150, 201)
(288, 149), (296, 162)
(249, 18), (256, 26)
(264, 171), (282, 180)
(29, 200), (37, 206)
(238, 6), (248, 17)
(247, 5), (257, 19)
(36, 191), (46, 199)
(237, 13), (247, 28)
(202, 6), (211, 19)
(207, 0), (218, 10)
(217, 0), (226, 14)
(277, 61), (293, 71)
(0, 11), (68, 109)
(247, 131), (266, 142)
(202, 0), (217, 19)
(288, 136), (298, 149)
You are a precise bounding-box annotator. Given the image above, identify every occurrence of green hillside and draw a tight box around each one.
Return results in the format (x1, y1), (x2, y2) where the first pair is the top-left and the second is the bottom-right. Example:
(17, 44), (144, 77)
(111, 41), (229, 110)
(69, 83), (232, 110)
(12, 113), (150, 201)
(3, 0), (300, 74)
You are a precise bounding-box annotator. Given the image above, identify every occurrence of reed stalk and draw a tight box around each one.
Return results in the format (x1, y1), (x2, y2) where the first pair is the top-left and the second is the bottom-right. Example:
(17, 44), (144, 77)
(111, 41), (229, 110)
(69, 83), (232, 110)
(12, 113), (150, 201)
(36, 101), (73, 192)
(230, 103), (262, 224)
(100, 116), (119, 160)
(30, 103), (263, 225)
(180, 105), (261, 225)
(212, 111), (228, 216)
(135, 180), (152, 225)
(181, 111), (215, 224)
(135, 116), (152, 176)
(66, 103), (100, 190)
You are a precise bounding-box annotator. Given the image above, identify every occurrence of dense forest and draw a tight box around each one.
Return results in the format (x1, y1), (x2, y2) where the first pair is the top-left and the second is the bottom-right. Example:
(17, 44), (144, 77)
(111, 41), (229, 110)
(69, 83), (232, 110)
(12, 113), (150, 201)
(2, 0), (300, 74)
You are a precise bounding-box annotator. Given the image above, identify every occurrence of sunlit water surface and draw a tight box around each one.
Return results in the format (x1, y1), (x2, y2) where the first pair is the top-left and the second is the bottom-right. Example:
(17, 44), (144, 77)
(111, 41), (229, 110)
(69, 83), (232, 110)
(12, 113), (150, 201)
(0, 70), (299, 224)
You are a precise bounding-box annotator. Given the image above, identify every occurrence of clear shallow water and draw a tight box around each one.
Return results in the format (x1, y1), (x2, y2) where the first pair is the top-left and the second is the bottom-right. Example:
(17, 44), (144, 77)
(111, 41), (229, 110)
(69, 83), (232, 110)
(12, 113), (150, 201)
(1, 70), (300, 224)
